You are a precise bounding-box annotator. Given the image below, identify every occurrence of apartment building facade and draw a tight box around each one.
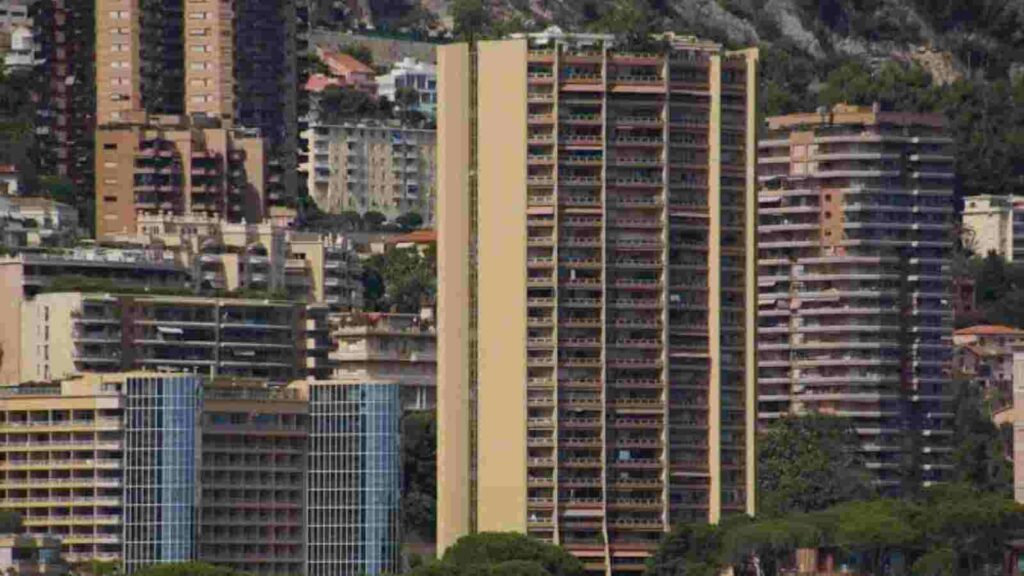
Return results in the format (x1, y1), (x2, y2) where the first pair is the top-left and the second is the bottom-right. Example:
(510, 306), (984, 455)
(95, 113), (267, 239)
(31, 0), (94, 197)
(11, 292), (308, 385)
(299, 379), (402, 576)
(962, 194), (1024, 261)
(329, 310), (436, 411)
(111, 214), (364, 309)
(376, 57), (437, 117)
(0, 373), (308, 574)
(757, 104), (956, 492)
(437, 30), (759, 572)
(303, 122), (436, 223)
(95, 0), (298, 209)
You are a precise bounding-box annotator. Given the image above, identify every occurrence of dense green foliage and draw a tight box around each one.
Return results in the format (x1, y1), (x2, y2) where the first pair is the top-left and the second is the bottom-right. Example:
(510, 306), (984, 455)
(758, 414), (873, 517)
(129, 562), (244, 576)
(949, 375), (1014, 493)
(0, 511), (22, 533)
(410, 532), (585, 576)
(647, 485), (1024, 576)
(362, 245), (436, 312)
(963, 252), (1024, 327)
(402, 410), (437, 542)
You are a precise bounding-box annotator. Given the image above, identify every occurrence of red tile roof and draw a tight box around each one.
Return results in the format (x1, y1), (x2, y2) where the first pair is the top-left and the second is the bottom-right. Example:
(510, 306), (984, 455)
(954, 325), (1024, 336)
(321, 51), (374, 75)
(304, 74), (346, 93)
(386, 229), (436, 245)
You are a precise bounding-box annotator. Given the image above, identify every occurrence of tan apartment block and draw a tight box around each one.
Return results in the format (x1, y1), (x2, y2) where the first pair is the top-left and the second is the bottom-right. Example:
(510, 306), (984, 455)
(95, 0), (143, 124)
(0, 374), (128, 564)
(437, 30), (759, 573)
(14, 292), (308, 385)
(199, 380), (308, 574)
(95, 0), (297, 207)
(328, 309), (436, 411)
(95, 113), (266, 239)
(757, 104), (956, 491)
(0, 372), (309, 573)
(102, 213), (364, 309)
(183, 0), (233, 120)
(303, 123), (436, 222)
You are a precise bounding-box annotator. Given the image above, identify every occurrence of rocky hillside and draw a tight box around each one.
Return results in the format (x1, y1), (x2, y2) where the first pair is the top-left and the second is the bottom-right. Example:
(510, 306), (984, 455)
(345, 0), (1024, 199)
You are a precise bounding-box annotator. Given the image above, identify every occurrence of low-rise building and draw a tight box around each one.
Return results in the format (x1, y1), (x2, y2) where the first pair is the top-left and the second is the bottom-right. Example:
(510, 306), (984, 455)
(963, 194), (1024, 261)
(302, 122), (435, 222)
(0, 197), (79, 248)
(376, 57), (436, 117)
(95, 113), (268, 239)
(316, 47), (376, 94)
(328, 309), (436, 411)
(0, 165), (19, 196)
(954, 325), (1024, 412)
(0, 249), (190, 299)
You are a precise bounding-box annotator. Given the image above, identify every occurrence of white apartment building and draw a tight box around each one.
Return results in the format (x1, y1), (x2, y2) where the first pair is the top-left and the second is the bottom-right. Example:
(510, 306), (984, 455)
(302, 122), (436, 223)
(376, 57), (436, 117)
(963, 195), (1024, 261)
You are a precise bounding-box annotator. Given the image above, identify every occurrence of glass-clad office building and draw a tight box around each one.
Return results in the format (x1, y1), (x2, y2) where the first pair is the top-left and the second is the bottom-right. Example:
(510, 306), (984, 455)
(307, 381), (401, 576)
(123, 374), (201, 573)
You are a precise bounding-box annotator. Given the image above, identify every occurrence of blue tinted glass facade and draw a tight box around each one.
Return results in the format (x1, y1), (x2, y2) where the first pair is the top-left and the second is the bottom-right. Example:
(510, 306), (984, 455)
(123, 375), (200, 573)
(307, 382), (401, 576)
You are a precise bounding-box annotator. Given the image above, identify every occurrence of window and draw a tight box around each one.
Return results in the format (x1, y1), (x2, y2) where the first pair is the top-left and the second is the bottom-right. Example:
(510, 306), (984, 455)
(103, 196), (118, 202)
(103, 143), (117, 150)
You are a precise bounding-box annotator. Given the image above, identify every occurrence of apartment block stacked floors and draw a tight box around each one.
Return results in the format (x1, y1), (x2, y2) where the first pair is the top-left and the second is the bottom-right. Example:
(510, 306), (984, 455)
(438, 30), (758, 573)
(0, 374), (309, 574)
(95, 0), (298, 235)
(757, 105), (955, 490)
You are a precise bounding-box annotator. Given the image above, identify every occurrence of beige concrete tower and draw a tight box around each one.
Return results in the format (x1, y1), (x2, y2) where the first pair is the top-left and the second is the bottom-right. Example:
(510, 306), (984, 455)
(95, 0), (143, 124)
(184, 0), (234, 120)
(437, 30), (759, 573)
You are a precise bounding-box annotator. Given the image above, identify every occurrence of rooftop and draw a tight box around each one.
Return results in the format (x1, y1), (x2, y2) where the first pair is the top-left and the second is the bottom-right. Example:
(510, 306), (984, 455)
(320, 50), (374, 75)
(954, 325), (1024, 336)
(767, 103), (947, 131)
(385, 229), (436, 245)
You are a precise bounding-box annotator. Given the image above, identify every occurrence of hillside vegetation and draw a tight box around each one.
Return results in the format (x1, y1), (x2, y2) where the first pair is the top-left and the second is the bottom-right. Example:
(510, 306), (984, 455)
(352, 0), (1024, 200)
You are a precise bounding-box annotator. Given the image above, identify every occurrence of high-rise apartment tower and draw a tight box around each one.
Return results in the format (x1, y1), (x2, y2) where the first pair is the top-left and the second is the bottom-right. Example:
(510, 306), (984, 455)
(95, 0), (298, 209)
(756, 104), (955, 492)
(437, 29), (758, 573)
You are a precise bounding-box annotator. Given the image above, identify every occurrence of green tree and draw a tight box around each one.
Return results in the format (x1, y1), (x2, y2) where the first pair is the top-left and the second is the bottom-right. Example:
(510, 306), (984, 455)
(720, 516), (822, 575)
(645, 522), (730, 576)
(338, 42), (374, 67)
(129, 562), (243, 576)
(758, 414), (873, 517)
(589, 0), (659, 51)
(0, 511), (22, 533)
(317, 86), (391, 124)
(411, 532), (584, 576)
(913, 484), (1024, 575)
(949, 376), (1014, 494)
(362, 210), (387, 231)
(361, 246), (435, 312)
(396, 211), (424, 231)
(402, 410), (437, 542)
(450, 0), (492, 41)
(823, 499), (920, 576)
(443, 532), (584, 576)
